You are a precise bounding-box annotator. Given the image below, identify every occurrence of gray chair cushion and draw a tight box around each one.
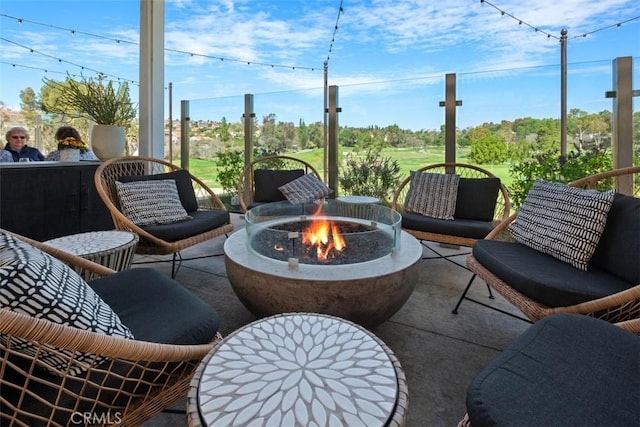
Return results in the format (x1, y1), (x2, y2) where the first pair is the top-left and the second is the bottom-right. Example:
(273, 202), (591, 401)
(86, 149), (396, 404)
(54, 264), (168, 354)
(454, 177), (500, 221)
(473, 240), (633, 307)
(88, 268), (220, 344)
(402, 211), (494, 240)
(253, 169), (304, 203)
(466, 314), (640, 427)
(589, 193), (640, 284)
(140, 210), (230, 242)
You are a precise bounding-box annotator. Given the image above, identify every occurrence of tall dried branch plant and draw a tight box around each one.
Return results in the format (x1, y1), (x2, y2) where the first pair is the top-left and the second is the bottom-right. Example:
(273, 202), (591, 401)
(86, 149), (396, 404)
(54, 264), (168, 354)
(42, 75), (137, 126)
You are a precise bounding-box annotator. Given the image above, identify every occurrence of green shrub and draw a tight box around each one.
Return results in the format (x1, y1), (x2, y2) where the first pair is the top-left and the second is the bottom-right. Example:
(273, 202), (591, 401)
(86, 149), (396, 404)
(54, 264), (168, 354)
(509, 149), (613, 207)
(215, 150), (244, 196)
(338, 148), (402, 205)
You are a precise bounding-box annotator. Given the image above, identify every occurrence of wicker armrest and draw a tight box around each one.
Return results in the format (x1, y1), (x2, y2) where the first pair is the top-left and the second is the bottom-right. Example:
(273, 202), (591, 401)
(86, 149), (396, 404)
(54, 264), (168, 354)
(0, 309), (220, 427)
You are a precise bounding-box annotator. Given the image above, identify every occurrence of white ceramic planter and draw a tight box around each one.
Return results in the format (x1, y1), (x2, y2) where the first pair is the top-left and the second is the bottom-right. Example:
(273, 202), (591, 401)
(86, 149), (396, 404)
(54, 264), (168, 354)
(91, 125), (125, 161)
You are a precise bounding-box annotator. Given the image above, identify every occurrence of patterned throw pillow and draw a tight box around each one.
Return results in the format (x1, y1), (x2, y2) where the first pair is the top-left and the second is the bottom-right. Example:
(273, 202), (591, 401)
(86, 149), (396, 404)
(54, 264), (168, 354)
(0, 232), (134, 376)
(404, 172), (460, 220)
(509, 179), (615, 270)
(115, 179), (191, 226)
(278, 173), (332, 204)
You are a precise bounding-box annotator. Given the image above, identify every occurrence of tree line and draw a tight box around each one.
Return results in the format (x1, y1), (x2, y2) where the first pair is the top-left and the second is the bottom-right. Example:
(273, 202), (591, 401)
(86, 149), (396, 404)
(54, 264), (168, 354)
(4, 77), (640, 164)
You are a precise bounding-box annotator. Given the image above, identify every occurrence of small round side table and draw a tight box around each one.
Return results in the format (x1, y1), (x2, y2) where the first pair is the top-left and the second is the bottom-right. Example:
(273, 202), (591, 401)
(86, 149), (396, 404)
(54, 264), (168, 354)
(44, 230), (138, 273)
(336, 195), (382, 220)
(188, 313), (408, 427)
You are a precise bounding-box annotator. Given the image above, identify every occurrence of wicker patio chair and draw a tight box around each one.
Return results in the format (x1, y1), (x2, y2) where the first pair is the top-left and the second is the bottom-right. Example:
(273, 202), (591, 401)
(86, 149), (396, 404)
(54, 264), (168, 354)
(237, 155), (321, 212)
(95, 156), (233, 277)
(0, 230), (221, 427)
(459, 166), (640, 323)
(392, 162), (511, 268)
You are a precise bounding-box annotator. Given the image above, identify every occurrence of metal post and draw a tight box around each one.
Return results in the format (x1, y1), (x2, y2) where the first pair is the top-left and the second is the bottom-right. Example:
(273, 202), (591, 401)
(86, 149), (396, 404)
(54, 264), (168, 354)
(439, 73), (462, 168)
(34, 114), (43, 152)
(327, 85), (340, 197)
(560, 29), (568, 161)
(180, 100), (189, 170)
(243, 94), (254, 167)
(323, 61), (329, 182)
(242, 94), (255, 204)
(168, 82), (173, 164)
(606, 56), (638, 194)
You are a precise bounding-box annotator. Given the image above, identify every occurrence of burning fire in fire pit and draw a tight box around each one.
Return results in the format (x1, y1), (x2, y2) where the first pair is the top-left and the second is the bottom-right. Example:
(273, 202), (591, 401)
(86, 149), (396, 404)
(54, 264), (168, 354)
(246, 200), (400, 266)
(301, 217), (346, 260)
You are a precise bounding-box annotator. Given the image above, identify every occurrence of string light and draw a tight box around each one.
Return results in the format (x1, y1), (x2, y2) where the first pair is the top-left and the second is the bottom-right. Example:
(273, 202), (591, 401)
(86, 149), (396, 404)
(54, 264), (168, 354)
(568, 15), (640, 40)
(0, 37), (138, 85)
(480, 0), (558, 39)
(326, 1), (344, 63)
(164, 46), (316, 71)
(0, 60), (139, 84)
(0, 13), (318, 72)
(479, 0), (639, 41)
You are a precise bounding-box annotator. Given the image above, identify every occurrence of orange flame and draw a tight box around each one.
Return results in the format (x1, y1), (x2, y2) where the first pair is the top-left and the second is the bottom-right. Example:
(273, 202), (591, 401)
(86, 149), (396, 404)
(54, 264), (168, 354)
(301, 216), (346, 260)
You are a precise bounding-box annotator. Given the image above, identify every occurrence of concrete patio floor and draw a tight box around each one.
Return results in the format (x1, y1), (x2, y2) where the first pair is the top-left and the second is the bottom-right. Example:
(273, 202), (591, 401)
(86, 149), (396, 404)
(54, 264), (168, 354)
(139, 213), (531, 427)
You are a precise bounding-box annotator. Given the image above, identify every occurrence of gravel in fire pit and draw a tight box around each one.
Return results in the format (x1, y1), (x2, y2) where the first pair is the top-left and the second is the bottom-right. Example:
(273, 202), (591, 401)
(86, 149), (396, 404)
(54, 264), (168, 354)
(250, 219), (394, 265)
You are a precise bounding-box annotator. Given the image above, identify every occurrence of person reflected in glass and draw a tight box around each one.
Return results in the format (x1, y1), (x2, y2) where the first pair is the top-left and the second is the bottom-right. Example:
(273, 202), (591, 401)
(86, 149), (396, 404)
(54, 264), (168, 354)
(3, 126), (45, 162)
(46, 126), (97, 161)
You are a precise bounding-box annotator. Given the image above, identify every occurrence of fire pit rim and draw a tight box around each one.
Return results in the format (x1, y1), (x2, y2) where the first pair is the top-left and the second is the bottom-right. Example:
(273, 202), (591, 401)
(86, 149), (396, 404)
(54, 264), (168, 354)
(224, 229), (422, 282)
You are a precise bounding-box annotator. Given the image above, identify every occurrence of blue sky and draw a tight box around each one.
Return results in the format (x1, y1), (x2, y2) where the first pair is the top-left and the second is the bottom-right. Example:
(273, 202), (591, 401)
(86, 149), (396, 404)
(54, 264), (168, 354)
(1, 0), (639, 131)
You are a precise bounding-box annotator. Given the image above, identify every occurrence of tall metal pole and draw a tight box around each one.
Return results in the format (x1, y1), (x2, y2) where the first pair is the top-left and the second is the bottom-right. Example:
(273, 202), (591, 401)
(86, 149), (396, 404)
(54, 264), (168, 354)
(327, 85), (340, 197)
(180, 100), (189, 170)
(560, 29), (568, 161)
(323, 60), (329, 182)
(168, 82), (173, 163)
(439, 73), (462, 169)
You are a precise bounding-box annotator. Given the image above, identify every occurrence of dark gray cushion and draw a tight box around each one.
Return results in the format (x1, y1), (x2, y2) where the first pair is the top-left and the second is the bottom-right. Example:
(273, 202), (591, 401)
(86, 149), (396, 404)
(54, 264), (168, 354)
(88, 268), (219, 344)
(589, 193), (640, 284)
(402, 211), (493, 240)
(253, 169), (304, 203)
(454, 177), (500, 221)
(466, 314), (640, 427)
(140, 210), (230, 242)
(119, 169), (199, 212)
(473, 240), (633, 307)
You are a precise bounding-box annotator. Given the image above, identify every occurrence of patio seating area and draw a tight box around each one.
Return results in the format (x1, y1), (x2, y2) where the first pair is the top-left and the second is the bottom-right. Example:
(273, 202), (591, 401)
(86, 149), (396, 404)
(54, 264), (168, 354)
(3, 163), (637, 426)
(138, 212), (532, 426)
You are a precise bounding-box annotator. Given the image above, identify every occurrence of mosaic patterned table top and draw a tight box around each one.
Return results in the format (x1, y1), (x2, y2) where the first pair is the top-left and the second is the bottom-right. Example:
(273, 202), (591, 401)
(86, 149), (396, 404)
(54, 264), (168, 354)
(44, 230), (138, 257)
(197, 313), (399, 427)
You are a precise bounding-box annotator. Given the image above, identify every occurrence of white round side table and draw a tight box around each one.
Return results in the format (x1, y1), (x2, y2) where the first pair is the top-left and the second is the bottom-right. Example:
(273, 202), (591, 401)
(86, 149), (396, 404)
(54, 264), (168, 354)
(336, 195), (382, 219)
(187, 313), (408, 427)
(44, 230), (138, 272)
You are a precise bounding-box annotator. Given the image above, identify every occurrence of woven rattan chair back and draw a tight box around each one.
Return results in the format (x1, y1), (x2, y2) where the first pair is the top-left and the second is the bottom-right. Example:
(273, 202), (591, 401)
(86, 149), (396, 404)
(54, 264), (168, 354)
(237, 155), (321, 212)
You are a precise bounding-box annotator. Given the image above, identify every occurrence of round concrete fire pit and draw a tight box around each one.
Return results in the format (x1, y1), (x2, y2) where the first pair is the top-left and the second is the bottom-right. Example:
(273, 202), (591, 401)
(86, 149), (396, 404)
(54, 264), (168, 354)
(224, 201), (422, 329)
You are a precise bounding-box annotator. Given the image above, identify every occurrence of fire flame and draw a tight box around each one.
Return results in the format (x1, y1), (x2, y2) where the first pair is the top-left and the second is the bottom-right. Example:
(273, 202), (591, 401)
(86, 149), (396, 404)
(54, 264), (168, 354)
(301, 216), (346, 261)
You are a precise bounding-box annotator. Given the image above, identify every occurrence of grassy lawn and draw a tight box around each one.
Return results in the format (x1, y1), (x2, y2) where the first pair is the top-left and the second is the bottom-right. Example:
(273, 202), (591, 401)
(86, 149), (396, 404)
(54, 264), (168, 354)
(188, 146), (515, 194)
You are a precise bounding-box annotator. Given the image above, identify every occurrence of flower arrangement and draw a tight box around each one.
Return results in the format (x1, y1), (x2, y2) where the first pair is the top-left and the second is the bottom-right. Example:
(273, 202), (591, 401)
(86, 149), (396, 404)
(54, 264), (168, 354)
(58, 136), (89, 153)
